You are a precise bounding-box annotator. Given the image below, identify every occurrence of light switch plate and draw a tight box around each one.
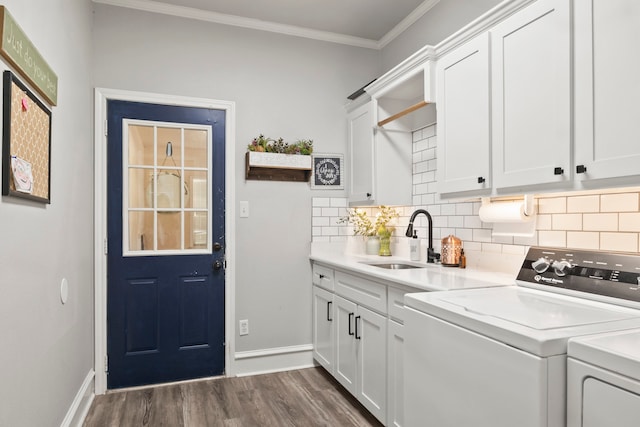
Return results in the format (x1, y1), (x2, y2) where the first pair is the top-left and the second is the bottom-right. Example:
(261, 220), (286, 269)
(239, 201), (249, 218)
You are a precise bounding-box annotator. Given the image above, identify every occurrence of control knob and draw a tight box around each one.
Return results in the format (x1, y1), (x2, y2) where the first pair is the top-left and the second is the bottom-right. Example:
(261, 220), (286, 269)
(532, 257), (550, 273)
(552, 260), (572, 277)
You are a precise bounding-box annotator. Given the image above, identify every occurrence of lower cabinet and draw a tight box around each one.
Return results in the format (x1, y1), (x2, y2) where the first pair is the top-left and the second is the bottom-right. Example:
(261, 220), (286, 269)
(312, 286), (335, 374)
(335, 295), (387, 423)
(311, 263), (419, 426)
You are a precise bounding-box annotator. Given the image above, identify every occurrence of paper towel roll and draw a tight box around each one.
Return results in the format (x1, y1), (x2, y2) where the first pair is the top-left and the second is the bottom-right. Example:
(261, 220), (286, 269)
(478, 201), (532, 223)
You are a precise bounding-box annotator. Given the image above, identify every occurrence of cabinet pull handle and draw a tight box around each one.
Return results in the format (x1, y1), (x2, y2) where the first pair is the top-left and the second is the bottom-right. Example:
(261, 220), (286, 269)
(366, 192), (372, 198)
(355, 316), (361, 340)
(327, 301), (332, 322)
(318, 274), (325, 279)
(554, 167), (564, 175)
(477, 176), (485, 184)
(348, 312), (354, 335)
(576, 165), (587, 174)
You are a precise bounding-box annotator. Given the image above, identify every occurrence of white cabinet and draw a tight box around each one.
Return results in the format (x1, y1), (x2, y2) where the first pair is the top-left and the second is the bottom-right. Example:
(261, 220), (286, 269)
(387, 319), (404, 427)
(347, 101), (413, 206)
(347, 102), (376, 204)
(436, 33), (491, 194)
(574, 0), (640, 183)
(312, 263), (422, 425)
(334, 295), (387, 422)
(312, 286), (335, 374)
(491, 0), (571, 190)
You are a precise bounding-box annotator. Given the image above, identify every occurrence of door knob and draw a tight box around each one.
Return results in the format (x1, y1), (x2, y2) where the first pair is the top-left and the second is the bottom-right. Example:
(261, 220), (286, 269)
(213, 242), (223, 251)
(213, 260), (223, 270)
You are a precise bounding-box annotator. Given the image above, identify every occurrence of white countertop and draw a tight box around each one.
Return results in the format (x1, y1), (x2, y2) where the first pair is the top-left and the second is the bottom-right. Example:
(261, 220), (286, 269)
(310, 247), (517, 292)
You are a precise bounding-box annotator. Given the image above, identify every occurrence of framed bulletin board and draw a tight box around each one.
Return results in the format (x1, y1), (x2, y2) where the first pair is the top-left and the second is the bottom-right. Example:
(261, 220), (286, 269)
(2, 71), (52, 203)
(311, 153), (344, 189)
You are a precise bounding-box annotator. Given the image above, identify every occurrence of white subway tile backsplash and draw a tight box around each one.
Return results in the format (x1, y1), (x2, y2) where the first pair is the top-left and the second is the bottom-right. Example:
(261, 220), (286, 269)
(600, 232), (638, 252)
(538, 197), (567, 214)
(456, 203), (473, 216)
(567, 231), (599, 250)
(583, 213), (618, 232)
(441, 204), (456, 216)
(619, 213), (640, 232)
(330, 198), (347, 207)
(567, 195), (599, 213)
(537, 214), (552, 230)
(473, 229), (492, 243)
(312, 124), (640, 255)
(313, 217), (330, 226)
(423, 126), (436, 139)
(321, 207), (339, 217)
(313, 198), (331, 207)
(538, 230), (566, 248)
(464, 215), (483, 229)
(552, 214), (583, 231)
(448, 216), (464, 228)
(601, 193), (639, 212)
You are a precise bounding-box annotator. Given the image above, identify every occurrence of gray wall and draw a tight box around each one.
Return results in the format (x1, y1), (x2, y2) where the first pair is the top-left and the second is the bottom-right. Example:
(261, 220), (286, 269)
(92, 4), (380, 354)
(381, 0), (502, 72)
(0, 0), (94, 426)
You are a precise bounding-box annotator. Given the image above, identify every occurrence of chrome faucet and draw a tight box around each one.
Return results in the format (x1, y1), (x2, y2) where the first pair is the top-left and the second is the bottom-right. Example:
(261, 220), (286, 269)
(405, 209), (440, 263)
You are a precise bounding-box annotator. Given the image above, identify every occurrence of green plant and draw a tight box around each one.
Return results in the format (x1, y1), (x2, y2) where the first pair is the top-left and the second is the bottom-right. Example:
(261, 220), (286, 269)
(247, 135), (313, 155)
(339, 206), (399, 237)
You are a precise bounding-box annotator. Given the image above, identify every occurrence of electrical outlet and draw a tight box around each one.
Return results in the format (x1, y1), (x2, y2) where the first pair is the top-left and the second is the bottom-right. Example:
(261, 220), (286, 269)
(239, 319), (249, 336)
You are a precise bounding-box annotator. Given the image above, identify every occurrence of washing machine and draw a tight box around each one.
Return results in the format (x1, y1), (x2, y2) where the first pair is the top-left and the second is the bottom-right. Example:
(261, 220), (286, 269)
(567, 329), (640, 427)
(404, 246), (640, 427)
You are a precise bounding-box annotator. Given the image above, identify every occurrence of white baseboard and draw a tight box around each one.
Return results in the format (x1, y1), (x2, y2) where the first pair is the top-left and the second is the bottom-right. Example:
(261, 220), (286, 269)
(61, 370), (95, 427)
(234, 344), (314, 377)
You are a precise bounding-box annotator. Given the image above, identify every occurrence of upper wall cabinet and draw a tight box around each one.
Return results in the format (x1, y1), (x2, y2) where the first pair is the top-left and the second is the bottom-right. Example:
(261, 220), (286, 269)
(491, 0), (571, 191)
(346, 100), (413, 206)
(436, 33), (491, 195)
(574, 0), (640, 185)
(346, 47), (438, 206)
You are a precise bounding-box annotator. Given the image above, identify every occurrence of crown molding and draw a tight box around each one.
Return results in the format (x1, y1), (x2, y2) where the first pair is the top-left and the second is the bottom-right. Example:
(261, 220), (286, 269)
(92, 0), (381, 49)
(377, 0), (440, 49)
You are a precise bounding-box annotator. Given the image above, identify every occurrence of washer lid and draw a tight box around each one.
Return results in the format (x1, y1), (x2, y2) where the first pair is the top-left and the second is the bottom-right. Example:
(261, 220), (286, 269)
(405, 287), (640, 357)
(569, 329), (640, 379)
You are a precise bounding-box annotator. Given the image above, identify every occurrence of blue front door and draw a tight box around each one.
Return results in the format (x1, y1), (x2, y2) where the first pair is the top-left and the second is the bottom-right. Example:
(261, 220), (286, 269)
(106, 100), (225, 389)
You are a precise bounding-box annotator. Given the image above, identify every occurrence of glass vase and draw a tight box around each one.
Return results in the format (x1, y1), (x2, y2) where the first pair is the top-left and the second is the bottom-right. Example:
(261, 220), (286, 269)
(365, 236), (380, 255)
(378, 233), (392, 256)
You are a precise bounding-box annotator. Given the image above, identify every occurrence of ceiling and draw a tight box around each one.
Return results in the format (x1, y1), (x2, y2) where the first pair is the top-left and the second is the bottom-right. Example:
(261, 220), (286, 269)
(93, 0), (441, 49)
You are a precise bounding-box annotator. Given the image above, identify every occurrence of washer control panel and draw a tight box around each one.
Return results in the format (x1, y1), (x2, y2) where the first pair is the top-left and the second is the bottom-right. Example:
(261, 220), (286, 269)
(517, 247), (640, 303)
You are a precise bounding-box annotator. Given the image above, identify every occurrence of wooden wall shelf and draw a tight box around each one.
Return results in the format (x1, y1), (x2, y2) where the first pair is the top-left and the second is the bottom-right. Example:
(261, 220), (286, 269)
(245, 152), (312, 182)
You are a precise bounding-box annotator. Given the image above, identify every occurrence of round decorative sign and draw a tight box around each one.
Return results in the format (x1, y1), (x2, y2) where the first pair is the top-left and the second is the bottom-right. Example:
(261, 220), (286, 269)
(313, 155), (343, 188)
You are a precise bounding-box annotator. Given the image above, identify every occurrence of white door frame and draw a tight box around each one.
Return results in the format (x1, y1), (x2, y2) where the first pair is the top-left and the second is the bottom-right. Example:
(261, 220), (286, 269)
(94, 88), (237, 394)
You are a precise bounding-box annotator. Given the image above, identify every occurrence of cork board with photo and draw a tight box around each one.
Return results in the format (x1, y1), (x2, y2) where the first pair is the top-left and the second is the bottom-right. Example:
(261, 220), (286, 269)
(2, 71), (52, 203)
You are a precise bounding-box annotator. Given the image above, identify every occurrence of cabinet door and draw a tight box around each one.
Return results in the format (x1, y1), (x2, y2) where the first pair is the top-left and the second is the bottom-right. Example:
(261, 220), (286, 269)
(387, 319), (404, 427)
(312, 286), (335, 374)
(575, 0), (640, 182)
(357, 306), (387, 424)
(334, 295), (358, 395)
(348, 102), (375, 204)
(437, 33), (491, 194)
(491, 0), (571, 190)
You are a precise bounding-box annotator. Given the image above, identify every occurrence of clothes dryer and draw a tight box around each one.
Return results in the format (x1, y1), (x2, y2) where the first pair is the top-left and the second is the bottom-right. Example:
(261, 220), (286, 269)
(567, 329), (640, 427)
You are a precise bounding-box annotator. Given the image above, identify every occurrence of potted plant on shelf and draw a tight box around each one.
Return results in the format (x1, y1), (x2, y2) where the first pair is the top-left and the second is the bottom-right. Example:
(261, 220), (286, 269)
(246, 135), (314, 181)
(340, 206), (399, 256)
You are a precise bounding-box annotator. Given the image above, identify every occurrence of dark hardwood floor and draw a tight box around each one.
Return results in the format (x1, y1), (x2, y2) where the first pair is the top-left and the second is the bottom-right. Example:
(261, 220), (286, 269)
(84, 367), (383, 426)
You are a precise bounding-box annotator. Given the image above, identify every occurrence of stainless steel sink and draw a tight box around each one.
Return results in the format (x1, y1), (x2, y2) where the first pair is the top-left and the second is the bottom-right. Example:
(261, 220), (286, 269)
(364, 262), (426, 270)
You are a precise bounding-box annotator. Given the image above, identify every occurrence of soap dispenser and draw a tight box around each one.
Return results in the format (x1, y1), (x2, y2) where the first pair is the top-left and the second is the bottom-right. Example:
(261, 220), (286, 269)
(409, 231), (420, 261)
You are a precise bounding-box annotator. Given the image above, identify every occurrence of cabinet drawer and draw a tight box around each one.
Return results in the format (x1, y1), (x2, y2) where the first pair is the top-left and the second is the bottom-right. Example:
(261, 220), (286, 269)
(335, 271), (387, 314)
(387, 286), (422, 323)
(312, 264), (335, 291)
